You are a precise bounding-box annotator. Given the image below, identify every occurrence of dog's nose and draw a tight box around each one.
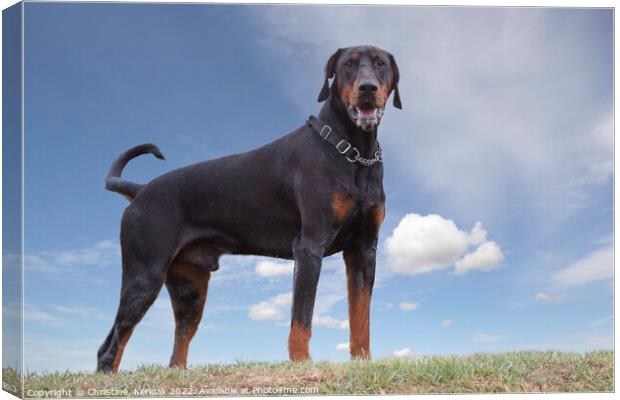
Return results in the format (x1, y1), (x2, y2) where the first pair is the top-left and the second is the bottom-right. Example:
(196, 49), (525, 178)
(358, 81), (378, 93)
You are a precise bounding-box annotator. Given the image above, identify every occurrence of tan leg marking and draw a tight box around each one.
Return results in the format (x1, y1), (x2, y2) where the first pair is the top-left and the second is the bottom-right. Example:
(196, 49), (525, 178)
(288, 322), (311, 362)
(168, 263), (210, 368)
(111, 330), (134, 373)
(370, 203), (385, 232)
(345, 253), (372, 359)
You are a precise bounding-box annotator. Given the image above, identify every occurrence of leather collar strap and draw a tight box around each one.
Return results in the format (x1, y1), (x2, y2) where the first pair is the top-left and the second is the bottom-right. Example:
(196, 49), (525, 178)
(306, 115), (383, 166)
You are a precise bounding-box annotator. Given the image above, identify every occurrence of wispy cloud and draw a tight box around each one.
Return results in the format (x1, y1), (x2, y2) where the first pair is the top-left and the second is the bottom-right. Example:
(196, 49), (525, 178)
(50, 305), (111, 321)
(534, 292), (565, 304)
(313, 315), (348, 330)
(20, 240), (121, 286)
(525, 328), (613, 353)
(399, 302), (420, 311)
(313, 257), (348, 316)
(25, 240), (120, 273)
(24, 304), (59, 326)
(23, 303), (111, 328)
(441, 319), (453, 328)
(25, 337), (102, 372)
(140, 296), (175, 331)
(472, 333), (503, 344)
(551, 245), (613, 287)
(211, 255), (261, 285)
(588, 315), (613, 328)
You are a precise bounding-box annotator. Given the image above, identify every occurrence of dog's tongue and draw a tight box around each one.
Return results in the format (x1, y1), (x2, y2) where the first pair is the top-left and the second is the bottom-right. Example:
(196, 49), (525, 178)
(358, 107), (376, 118)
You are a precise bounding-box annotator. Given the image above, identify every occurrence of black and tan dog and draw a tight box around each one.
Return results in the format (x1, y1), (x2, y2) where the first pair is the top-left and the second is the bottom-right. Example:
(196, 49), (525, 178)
(97, 45), (402, 373)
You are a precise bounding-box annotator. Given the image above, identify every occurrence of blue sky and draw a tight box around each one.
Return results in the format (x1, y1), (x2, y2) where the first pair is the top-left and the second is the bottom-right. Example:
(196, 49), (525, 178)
(10, 3), (613, 372)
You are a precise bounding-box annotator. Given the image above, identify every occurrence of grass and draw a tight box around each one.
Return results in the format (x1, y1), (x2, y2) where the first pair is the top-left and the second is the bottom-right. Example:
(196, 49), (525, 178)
(18, 351), (613, 397)
(2, 367), (21, 398)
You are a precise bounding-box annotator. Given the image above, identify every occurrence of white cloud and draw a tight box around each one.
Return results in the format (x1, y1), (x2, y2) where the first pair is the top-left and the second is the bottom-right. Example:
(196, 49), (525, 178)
(551, 245), (613, 287)
(392, 347), (412, 358)
(454, 241), (504, 275)
(255, 260), (294, 278)
(399, 302), (420, 311)
(248, 292), (292, 321)
(385, 213), (502, 276)
(313, 315), (348, 330)
(534, 292), (565, 304)
(442, 319), (453, 328)
(472, 333), (503, 344)
(336, 342), (349, 351)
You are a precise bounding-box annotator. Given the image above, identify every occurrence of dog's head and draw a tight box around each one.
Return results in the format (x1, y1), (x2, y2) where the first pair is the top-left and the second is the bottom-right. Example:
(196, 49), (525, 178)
(318, 45), (401, 131)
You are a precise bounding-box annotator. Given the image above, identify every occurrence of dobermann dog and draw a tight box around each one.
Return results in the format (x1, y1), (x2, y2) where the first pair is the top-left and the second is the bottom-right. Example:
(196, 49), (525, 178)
(97, 45), (401, 373)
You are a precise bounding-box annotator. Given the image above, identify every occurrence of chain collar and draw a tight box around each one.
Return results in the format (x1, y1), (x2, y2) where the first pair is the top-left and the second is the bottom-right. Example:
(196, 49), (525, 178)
(355, 148), (383, 166)
(307, 116), (383, 167)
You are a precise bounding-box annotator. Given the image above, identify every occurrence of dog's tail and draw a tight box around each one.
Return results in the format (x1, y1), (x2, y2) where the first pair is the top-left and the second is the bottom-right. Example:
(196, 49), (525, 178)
(105, 143), (165, 201)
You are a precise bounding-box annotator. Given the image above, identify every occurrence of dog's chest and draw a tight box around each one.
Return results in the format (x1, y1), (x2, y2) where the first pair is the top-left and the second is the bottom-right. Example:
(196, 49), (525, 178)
(344, 166), (384, 205)
(335, 176), (384, 230)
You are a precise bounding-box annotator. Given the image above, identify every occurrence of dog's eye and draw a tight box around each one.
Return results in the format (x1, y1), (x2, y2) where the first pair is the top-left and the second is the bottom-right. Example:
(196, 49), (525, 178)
(376, 59), (385, 67)
(344, 60), (354, 67)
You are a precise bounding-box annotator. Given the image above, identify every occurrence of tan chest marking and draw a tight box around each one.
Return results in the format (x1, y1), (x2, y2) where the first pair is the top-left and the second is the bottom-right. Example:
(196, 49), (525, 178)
(332, 192), (354, 224)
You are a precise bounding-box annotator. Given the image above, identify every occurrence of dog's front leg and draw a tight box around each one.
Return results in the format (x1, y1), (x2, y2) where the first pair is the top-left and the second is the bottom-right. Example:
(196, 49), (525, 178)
(343, 203), (383, 359)
(288, 237), (324, 362)
(344, 245), (376, 359)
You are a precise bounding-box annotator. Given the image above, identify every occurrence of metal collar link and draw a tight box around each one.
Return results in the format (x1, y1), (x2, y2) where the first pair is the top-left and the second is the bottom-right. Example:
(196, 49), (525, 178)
(307, 116), (383, 167)
(354, 147), (383, 166)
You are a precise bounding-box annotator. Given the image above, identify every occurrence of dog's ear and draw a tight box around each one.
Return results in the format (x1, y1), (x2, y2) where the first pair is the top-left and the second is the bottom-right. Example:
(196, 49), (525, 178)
(388, 53), (402, 109)
(318, 48), (343, 102)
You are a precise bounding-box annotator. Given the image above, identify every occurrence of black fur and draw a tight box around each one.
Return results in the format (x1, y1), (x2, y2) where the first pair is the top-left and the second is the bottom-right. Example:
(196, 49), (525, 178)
(97, 45), (401, 372)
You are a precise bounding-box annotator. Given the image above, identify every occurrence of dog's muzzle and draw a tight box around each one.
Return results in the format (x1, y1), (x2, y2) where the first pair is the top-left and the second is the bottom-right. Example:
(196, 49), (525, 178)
(348, 105), (385, 131)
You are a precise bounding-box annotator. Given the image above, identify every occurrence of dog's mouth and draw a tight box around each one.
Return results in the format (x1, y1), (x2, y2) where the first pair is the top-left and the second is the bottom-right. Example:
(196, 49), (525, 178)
(347, 103), (384, 131)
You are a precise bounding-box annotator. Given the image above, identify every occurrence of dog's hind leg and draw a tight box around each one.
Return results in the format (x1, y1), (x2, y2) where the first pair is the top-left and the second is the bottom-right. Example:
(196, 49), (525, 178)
(165, 262), (211, 368)
(97, 207), (180, 373)
(97, 261), (167, 373)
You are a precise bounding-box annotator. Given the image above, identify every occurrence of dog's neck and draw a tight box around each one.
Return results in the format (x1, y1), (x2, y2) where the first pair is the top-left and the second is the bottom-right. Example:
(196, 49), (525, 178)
(318, 96), (380, 159)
